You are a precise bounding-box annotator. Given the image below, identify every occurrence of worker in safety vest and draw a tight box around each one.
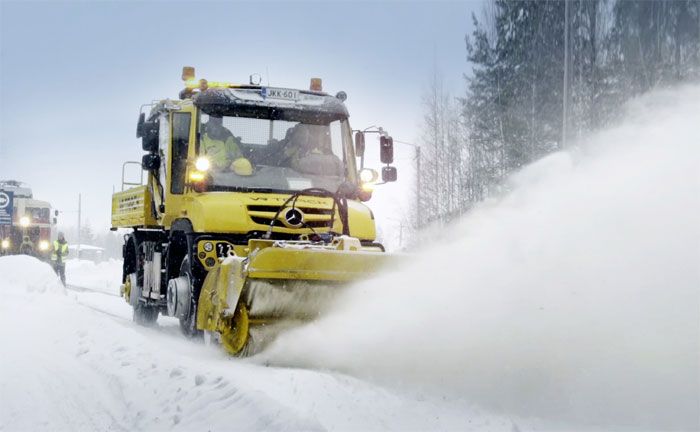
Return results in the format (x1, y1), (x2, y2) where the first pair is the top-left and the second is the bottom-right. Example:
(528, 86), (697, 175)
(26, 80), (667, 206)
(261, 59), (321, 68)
(201, 115), (252, 174)
(51, 232), (69, 285)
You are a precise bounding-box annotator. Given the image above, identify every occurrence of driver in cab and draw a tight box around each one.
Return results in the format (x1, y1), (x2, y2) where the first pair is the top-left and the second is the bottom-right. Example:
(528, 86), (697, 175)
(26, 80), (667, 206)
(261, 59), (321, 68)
(201, 115), (253, 175)
(282, 124), (343, 177)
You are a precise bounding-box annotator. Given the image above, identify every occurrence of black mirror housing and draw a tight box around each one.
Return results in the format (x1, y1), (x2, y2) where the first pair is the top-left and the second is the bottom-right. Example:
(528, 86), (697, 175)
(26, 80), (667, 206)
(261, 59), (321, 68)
(354, 131), (365, 157)
(141, 153), (161, 171)
(380, 136), (394, 164)
(382, 166), (397, 182)
(141, 121), (159, 152)
(136, 113), (146, 138)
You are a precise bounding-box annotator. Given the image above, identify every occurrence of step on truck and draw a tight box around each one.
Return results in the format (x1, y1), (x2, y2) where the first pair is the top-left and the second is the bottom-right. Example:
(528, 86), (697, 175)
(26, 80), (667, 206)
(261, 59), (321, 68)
(111, 67), (398, 355)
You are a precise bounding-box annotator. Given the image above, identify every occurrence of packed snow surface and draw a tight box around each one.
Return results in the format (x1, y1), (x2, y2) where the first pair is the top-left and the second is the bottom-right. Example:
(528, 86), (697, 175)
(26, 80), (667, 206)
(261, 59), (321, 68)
(0, 256), (516, 431)
(263, 84), (700, 431)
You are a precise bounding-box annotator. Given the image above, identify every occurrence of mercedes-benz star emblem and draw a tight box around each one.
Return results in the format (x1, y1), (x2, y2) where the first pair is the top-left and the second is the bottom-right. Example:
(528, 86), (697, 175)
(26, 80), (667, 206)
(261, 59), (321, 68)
(284, 208), (304, 228)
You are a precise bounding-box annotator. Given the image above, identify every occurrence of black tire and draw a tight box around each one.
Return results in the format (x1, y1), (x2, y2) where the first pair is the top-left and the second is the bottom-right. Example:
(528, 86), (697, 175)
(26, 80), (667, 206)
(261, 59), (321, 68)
(129, 238), (159, 327)
(178, 256), (202, 338)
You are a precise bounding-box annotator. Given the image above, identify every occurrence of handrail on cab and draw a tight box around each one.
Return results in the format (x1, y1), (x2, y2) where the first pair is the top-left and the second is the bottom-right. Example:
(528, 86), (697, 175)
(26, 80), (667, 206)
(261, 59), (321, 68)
(121, 161), (144, 191)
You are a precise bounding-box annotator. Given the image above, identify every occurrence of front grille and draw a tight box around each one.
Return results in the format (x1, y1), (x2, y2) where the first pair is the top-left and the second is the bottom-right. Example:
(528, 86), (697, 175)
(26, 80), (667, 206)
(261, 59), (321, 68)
(247, 205), (335, 230)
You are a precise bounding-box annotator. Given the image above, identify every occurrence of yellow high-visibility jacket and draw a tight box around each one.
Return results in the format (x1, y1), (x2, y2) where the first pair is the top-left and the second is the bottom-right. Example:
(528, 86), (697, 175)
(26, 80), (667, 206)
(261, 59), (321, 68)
(51, 240), (68, 263)
(201, 133), (243, 171)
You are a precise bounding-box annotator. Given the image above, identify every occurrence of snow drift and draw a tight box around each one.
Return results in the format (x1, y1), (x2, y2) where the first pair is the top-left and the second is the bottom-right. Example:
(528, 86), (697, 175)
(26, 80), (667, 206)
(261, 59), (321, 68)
(0, 255), (65, 294)
(262, 84), (700, 430)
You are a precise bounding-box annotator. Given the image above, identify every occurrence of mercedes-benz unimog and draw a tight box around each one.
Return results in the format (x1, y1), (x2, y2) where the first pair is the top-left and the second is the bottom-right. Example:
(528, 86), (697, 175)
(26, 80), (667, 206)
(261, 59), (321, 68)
(111, 67), (398, 355)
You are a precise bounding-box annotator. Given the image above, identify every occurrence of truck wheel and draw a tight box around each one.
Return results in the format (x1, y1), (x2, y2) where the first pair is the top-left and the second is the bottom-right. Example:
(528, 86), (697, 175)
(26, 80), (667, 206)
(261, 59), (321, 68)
(178, 256), (202, 338)
(128, 272), (158, 326)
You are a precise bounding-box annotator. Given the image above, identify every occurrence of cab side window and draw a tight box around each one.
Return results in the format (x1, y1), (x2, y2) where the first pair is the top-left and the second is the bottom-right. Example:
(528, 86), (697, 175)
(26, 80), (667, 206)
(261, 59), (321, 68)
(171, 113), (192, 194)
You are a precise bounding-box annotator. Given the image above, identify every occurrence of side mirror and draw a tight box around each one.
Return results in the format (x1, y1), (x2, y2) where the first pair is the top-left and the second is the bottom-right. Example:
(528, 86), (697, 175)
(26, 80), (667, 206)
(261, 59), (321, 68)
(382, 166), (397, 182)
(53, 217), (57, 224)
(141, 120), (159, 152)
(136, 113), (146, 138)
(54, 210), (59, 217)
(380, 136), (394, 164)
(354, 131), (365, 157)
(141, 153), (161, 171)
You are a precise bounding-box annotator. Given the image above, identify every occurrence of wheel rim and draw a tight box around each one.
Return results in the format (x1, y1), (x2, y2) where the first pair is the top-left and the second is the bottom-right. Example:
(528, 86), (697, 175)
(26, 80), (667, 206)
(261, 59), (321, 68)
(178, 256), (200, 337)
(220, 303), (249, 356)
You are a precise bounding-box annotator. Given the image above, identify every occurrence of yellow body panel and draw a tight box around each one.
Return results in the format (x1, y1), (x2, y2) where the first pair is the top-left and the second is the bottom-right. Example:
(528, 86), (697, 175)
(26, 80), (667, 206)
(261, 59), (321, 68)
(245, 241), (388, 281)
(111, 186), (158, 228)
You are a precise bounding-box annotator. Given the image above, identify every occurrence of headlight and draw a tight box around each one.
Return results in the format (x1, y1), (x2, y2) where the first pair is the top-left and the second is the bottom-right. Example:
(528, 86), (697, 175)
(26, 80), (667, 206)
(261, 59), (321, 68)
(189, 171), (206, 182)
(359, 168), (379, 184)
(195, 157), (210, 172)
(39, 240), (49, 251)
(203, 242), (213, 252)
(19, 216), (30, 227)
(1, 239), (9, 249)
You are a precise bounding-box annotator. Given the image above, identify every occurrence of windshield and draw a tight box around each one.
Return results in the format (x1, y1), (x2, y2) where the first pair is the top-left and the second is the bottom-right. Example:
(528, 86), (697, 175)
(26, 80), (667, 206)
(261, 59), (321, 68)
(26, 207), (50, 224)
(198, 113), (353, 193)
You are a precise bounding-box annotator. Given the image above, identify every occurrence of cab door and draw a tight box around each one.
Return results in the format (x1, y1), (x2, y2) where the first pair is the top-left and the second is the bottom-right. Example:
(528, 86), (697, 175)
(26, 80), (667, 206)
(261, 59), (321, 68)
(161, 109), (194, 228)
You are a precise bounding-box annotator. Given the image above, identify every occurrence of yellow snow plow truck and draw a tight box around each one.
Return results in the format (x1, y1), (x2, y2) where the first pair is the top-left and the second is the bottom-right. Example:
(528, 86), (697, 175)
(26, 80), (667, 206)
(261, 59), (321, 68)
(111, 67), (398, 355)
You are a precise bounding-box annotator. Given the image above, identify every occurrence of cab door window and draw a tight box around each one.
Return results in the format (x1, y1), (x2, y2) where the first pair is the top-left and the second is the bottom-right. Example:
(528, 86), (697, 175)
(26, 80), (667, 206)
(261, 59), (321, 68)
(171, 112), (192, 194)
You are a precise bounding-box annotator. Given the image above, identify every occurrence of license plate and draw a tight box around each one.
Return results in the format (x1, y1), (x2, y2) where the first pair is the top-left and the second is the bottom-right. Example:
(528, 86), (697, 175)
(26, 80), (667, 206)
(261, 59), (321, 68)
(263, 87), (298, 101)
(215, 242), (234, 258)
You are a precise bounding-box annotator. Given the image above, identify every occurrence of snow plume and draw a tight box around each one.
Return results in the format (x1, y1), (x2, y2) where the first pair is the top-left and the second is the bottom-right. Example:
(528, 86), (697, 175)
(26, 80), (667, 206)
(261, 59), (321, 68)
(261, 84), (700, 431)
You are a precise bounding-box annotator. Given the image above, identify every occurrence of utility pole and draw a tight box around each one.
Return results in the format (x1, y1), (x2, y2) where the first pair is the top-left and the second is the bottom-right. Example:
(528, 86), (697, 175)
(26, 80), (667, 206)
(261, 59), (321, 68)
(562, 0), (569, 148)
(77, 193), (81, 260)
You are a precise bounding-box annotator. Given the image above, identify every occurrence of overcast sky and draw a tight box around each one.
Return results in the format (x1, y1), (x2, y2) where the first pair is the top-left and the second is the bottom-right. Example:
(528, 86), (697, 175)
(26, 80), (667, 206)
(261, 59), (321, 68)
(0, 0), (479, 247)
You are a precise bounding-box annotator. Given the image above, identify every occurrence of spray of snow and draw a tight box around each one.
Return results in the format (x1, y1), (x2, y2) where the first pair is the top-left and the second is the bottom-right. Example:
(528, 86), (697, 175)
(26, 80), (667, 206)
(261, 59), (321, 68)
(261, 84), (700, 431)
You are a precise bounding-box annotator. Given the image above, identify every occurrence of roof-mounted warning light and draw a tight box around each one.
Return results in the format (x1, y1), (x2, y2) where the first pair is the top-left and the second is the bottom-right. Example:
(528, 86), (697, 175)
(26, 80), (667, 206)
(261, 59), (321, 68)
(310, 78), (323, 92)
(182, 66), (195, 82)
(180, 66), (239, 94)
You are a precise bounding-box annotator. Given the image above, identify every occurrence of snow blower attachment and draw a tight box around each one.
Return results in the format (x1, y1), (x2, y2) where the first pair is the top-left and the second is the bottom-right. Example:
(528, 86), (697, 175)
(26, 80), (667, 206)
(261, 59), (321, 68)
(197, 237), (393, 355)
(112, 67), (399, 356)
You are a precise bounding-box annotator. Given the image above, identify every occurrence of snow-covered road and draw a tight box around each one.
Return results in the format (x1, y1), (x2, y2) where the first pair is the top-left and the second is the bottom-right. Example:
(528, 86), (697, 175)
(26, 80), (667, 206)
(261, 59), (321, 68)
(0, 256), (518, 432)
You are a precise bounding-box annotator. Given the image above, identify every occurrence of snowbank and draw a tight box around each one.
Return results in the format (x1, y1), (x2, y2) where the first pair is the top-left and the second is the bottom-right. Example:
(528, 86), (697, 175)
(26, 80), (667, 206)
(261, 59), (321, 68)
(263, 85), (700, 430)
(0, 255), (65, 294)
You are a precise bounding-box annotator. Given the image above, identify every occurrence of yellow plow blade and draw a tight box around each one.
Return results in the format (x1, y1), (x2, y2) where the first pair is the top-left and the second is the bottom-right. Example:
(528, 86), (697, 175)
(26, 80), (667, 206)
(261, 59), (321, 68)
(197, 238), (395, 355)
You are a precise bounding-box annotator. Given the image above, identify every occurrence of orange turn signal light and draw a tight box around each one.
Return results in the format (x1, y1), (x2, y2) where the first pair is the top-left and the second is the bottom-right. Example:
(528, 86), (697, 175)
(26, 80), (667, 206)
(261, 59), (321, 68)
(310, 78), (323, 92)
